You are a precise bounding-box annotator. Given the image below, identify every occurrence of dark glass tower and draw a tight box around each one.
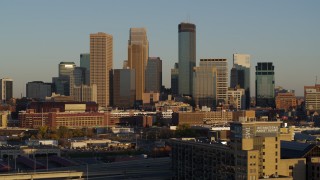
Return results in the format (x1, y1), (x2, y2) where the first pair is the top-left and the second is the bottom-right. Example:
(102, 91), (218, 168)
(230, 54), (251, 109)
(255, 62), (275, 107)
(178, 22), (196, 96)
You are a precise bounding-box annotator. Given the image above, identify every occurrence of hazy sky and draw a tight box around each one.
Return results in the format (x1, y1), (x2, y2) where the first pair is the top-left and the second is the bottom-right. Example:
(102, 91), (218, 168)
(0, 0), (319, 97)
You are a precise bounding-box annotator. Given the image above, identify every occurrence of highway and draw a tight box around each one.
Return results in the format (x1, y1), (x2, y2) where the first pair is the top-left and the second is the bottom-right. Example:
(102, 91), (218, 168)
(54, 157), (172, 180)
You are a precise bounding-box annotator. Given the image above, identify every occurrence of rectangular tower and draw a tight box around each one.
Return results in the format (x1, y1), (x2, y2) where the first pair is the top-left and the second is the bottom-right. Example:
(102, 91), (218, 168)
(178, 23), (196, 96)
(255, 62), (275, 107)
(0, 78), (13, 102)
(128, 28), (149, 104)
(90, 32), (113, 107)
(193, 63), (217, 108)
(231, 54), (251, 108)
(199, 59), (228, 105)
(145, 57), (162, 93)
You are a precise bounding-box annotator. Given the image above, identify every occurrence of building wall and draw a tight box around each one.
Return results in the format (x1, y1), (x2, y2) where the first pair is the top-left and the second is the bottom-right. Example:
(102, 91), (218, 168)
(90, 32), (113, 107)
(26, 81), (52, 100)
(308, 157), (320, 180)
(19, 110), (113, 128)
(279, 159), (306, 180)
(275, 93), (297, 111)
(304, 84), (320, 112)
(193, 65), (217, 108)
(178, 23), (196, 96)
(171, 139), (234, 180)
(113, 69), (135, 108)
(227, 88), (246, 110)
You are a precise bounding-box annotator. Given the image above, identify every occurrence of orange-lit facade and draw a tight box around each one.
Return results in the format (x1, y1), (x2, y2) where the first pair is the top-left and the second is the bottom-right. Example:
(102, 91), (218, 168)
(90, 32), (113, 107)
(19, 109), (114, 129)
(275, 93), (297, 111)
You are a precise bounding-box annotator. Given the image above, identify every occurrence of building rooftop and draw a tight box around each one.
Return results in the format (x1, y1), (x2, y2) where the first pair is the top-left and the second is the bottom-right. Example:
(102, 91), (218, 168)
(281, 140), (317, 159)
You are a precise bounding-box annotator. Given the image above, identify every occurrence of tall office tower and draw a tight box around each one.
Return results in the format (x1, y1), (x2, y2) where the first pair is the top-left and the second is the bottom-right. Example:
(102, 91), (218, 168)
(26, 81), (52, 100)
(113, 69), (136, 108)
(0, 78), (13, 102)
(199, 59), (228, 105)
(90, 32), (113, 107)
(193, 63), (217, 108)
(145, 57), (162, 93)
(171, 63), (179, 96)
(128, 28), (149, 104)
(178, 22), (196, 96)
(80, 53), (90, 85)
(304, 84), (320, 112)
(255, 62), (275, 107)
(230, 54), (251, 108)
(73, 84), (97, 102)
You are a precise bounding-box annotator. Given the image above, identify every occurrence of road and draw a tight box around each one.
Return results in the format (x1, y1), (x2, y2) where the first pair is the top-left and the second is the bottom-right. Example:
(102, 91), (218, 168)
(55, 157), (172, 180)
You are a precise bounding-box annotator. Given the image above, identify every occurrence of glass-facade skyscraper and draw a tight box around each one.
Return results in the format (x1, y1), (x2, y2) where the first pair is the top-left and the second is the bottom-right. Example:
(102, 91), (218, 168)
(230, 54), (251, 109)
(255, 62), (275, 107)
(178, 22), (196, 96)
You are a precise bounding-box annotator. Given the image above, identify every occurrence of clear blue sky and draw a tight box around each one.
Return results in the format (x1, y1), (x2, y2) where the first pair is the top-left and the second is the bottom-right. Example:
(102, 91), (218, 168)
(0, 0), (319, 97)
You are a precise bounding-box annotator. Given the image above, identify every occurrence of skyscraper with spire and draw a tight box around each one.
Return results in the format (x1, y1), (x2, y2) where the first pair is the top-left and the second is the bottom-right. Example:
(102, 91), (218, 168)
(128, 28), (149, 104)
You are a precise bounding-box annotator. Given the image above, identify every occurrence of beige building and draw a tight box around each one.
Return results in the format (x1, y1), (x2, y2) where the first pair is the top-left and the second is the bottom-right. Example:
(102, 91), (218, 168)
(73, 84), (97, 102)
(231, 120), (305, 180)
(304, 84), (320, 112)
(172, 116), (306, 180)
(128, 28), (149, 102)
(90, 32), (113, 107)
(0, 111), (9, 128)
(227, 88), (246, 110)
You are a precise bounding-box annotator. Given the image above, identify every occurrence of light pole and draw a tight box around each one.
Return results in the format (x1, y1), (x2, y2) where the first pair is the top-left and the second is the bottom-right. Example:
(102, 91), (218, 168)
(46, 149), (48, 171)
(86, 163), (88, 180)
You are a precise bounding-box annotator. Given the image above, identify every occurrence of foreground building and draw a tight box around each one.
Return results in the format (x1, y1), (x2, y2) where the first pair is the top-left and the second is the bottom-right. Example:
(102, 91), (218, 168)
(171, 117), (306, 180)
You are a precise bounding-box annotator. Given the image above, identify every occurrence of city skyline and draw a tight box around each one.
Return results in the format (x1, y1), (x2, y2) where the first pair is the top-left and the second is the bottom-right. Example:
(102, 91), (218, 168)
(0, 1), (319, 97)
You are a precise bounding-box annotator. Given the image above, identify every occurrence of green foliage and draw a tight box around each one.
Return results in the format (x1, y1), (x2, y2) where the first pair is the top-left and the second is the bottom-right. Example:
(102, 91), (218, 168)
(175, 124), (197, 138)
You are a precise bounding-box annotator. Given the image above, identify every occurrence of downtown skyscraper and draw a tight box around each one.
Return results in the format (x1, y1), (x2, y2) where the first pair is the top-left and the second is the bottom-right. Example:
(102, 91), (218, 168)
(230, 54), (251, 109)
(128, 28), (149, 104)
(255, 62), (275, 107)
(178, 22), (196, 96)
(90, 32), (113, 107)
(199, 59), (228, 105)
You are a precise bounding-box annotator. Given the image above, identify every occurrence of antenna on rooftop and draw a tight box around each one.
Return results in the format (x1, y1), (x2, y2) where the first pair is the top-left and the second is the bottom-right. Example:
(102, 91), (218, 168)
(316, 76), (318, 85)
